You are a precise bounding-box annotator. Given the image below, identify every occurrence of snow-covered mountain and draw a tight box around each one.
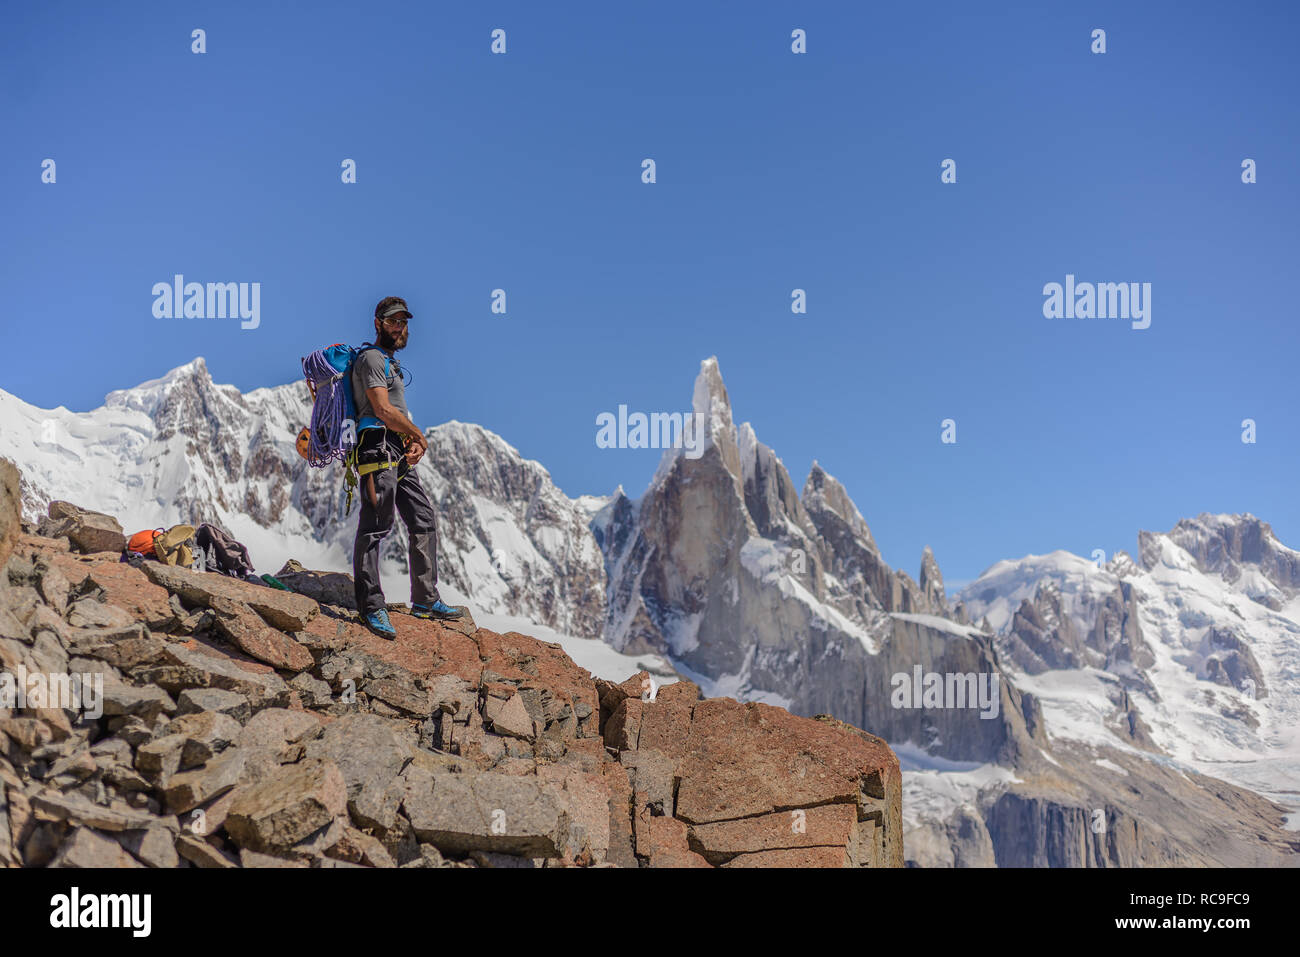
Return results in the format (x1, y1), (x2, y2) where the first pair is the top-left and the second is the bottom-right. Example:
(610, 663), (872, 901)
(0, 358), (610, 642)
(956, 517), (1300, 826)
(2, 356), (1297, 866)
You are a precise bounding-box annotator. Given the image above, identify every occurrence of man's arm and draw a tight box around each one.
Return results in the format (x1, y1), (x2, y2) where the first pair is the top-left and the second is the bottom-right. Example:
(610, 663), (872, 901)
(364, 386), (428, 459)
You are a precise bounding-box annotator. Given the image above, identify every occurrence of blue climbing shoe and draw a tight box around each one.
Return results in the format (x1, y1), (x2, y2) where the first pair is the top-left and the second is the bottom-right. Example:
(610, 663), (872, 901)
(411, 600), (465, 621)
(362, 608), (397, 639)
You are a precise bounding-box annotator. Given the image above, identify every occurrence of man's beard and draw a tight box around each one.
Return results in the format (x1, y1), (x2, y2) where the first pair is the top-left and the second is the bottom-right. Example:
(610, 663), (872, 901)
(377, 328), (408, 351)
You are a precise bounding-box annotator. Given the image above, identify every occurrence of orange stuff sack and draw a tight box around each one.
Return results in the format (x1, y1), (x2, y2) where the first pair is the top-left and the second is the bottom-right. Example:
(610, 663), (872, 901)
(126, 528), (163, 556)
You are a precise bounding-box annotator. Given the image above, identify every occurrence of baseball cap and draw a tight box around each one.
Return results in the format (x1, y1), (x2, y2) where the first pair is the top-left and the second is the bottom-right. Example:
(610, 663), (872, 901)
(375, 296), (412, 320)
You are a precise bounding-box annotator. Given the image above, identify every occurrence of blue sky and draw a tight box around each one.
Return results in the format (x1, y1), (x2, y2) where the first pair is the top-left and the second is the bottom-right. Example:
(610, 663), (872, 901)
(2, 1), (1297, 585)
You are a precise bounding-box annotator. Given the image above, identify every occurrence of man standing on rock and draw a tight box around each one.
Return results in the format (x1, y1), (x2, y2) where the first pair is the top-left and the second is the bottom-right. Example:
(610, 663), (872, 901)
(352, 295), (464, 638)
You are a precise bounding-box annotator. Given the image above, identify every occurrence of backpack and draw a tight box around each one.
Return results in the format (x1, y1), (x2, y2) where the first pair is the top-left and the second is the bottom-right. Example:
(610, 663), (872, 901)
(300, 343), (396, 465)
(152, 524), (197, 567)
(299, 342), (407, 515)
(195, 523), (255, 577)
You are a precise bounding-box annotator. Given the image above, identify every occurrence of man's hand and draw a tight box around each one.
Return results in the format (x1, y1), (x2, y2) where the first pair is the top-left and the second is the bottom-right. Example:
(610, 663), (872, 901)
(405, 433), (428, 465)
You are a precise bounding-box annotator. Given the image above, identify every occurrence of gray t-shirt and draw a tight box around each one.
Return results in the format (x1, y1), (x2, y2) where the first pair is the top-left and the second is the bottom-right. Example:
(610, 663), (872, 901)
(351, 347), (409, 428)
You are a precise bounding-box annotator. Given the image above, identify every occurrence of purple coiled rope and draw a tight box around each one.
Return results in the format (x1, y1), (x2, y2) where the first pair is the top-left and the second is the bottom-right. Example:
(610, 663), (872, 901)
(301, 350), (352, 468)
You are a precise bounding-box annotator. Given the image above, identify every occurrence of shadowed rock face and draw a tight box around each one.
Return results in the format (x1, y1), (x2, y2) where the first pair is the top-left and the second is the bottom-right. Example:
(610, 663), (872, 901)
(801, 463), (934, 617)
(1200, 626), (1267, 699)
(1002, 582), (1089, 674)
(0, 471), (902, 869)
(990, 564), (1156, 698)
(861, 616), (1045, 767)
(978, 741), (1299, 867)
(1089, 580), (1155, 677)
(1150, 513), (1300, 593)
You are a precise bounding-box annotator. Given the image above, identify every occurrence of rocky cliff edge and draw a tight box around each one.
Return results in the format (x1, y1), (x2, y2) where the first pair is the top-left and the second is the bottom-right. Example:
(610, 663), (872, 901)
(0, 461), (902, 869)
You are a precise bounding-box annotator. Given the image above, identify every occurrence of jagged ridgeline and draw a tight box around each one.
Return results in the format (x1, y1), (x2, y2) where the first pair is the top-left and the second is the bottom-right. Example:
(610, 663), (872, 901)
(1, 358), (1297, 867)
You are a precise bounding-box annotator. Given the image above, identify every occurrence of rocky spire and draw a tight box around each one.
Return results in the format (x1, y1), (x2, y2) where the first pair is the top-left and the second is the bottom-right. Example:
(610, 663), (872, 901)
(692, 357), (744, 491)
(919, 545), (946, 611)
(647, 357), (745, 502)
(801, 461), (876, 550)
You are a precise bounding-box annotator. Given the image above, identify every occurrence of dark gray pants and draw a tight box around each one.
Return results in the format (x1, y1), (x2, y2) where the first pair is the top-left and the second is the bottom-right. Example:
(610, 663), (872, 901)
(352, 433), (441, 616)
